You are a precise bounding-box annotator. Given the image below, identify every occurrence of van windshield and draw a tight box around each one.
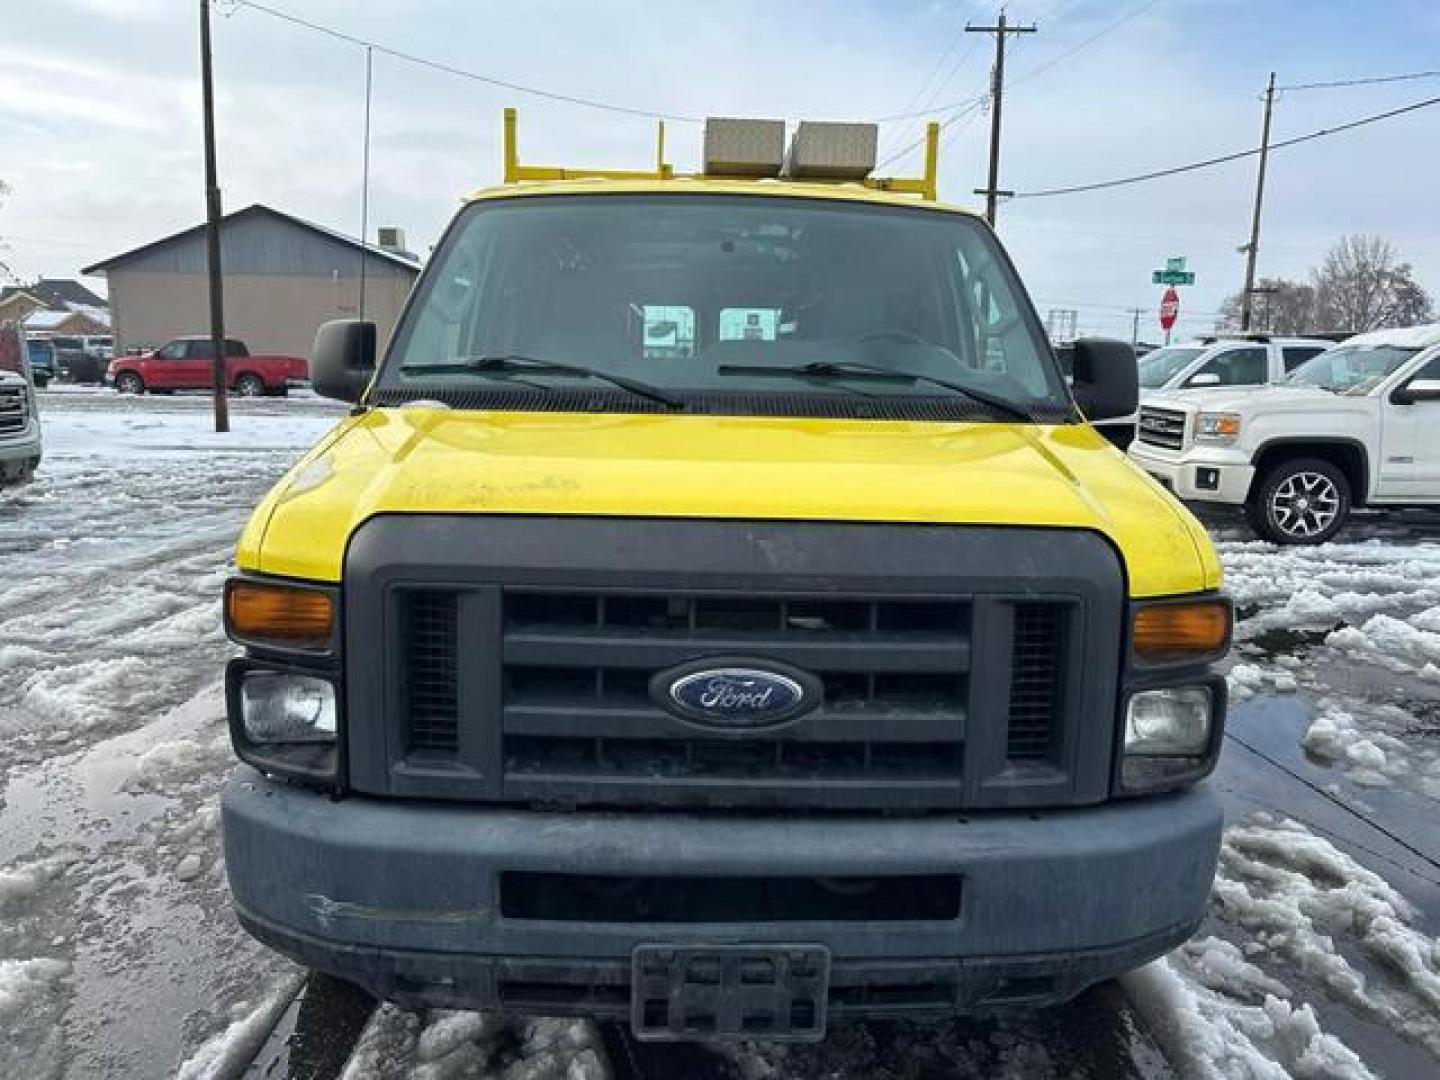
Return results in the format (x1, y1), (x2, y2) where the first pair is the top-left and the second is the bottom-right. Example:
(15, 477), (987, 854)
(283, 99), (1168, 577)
(1287, 344), (1417, 394)
(1137, 346), (1203, 389)
(380, 194), (1069, 419)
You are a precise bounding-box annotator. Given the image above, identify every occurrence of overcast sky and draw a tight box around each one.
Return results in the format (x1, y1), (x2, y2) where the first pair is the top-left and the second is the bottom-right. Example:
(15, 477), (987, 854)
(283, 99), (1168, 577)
(3, 0), (1437, 340)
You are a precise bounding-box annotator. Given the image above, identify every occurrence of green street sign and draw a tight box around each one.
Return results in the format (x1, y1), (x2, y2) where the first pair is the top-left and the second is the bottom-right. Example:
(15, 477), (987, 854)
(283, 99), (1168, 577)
(1165, 256), (1188, 273)
(1152, 270), (1196, 285)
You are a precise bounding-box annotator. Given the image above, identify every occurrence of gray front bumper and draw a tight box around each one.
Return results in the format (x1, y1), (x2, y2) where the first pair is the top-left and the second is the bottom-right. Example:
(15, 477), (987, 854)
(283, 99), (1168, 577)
(223, 773), (1221, 1016)
(0, 432), (41, 482)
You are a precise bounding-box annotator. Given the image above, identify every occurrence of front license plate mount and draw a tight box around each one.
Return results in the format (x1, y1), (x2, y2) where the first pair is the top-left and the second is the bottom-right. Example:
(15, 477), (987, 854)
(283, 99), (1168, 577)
(631, 943), (830, 1042)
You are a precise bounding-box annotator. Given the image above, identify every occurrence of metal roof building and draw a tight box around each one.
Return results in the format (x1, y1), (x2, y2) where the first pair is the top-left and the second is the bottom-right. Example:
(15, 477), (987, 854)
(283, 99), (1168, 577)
(83, 204), (420, 358)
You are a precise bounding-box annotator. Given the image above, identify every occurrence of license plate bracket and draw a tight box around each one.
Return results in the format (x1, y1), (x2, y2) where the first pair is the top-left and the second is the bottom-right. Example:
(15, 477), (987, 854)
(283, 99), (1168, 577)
(631, 943), (830, 1042)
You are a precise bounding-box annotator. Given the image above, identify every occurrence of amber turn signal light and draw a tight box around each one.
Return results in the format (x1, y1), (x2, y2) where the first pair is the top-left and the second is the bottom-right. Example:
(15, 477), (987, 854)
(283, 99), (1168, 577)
(1132, 599), (1231, 666)
(225, 579), (335, 652)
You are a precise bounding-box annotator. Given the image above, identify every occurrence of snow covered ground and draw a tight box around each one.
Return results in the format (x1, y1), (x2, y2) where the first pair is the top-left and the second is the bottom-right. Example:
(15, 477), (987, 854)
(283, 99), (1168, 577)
(1, 391), (1438, 1079)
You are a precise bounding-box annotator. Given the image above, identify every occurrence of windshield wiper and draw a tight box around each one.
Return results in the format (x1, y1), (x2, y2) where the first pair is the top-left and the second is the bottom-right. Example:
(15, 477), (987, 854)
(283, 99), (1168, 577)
(401, 354), (683, 409)
(717, 360), (1035, 422)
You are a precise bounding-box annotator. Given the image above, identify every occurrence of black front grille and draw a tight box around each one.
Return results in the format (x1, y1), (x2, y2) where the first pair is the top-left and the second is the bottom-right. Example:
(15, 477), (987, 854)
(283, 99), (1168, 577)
(0, 387), (26, 437)
(495, 591), (972, 809)
(353, 518), (1121, 811)
(404, 591), (459, 752)
(393, 585), (1086, 809)
(1137, 407), (1186, 450)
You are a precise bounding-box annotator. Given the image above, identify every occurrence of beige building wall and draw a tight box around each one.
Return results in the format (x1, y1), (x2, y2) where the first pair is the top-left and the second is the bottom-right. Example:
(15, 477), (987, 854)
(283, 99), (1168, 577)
(107, 272), (414, 359)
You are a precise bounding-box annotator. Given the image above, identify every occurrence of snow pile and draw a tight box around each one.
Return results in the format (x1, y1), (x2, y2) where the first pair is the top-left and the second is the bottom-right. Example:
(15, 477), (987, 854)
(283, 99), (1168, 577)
(174, 975), (305, 1080)
(1125, 952), (1375, 1080)
(340, 1009), (610, 1080)
(1327, 611), (1440, 682)
(0, 956), (70, 1018)
(124, 730), (230, 796)
(0, 852), (75, 910)
(1221, 538), (1440, 634)
(1228, 662), (1298, 704)
(1298, 700), (1427, 787)
(41, 404), (338, 460)
(0, 957), (71, 1079)
(1213, 818), (1440, 1056)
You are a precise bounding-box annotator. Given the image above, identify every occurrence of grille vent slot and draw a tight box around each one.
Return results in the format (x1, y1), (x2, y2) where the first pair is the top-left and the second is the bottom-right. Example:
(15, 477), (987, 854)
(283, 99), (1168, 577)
(405, 591), (460, 752)
(1006, 603), (1067, 762)
(0, 386), (26, 436)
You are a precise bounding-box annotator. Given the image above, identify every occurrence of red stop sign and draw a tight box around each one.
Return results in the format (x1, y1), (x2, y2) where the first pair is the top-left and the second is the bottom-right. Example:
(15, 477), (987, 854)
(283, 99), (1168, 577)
(1159, 287), (1180, 331)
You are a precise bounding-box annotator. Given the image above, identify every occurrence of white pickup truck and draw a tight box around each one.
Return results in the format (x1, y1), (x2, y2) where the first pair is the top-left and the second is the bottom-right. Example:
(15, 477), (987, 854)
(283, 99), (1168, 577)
(1129, 324), (1440, 543)
(0, 322), (43, 488)
(1078, 334), (1331, 449)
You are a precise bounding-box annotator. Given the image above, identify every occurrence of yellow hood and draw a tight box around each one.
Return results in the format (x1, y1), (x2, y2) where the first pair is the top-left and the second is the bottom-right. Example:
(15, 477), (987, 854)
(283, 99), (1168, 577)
(238, 408), (1220, 598)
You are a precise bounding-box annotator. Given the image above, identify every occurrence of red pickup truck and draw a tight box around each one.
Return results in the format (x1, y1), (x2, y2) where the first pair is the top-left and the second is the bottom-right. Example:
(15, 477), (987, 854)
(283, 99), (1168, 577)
(109, 337), (308, 396)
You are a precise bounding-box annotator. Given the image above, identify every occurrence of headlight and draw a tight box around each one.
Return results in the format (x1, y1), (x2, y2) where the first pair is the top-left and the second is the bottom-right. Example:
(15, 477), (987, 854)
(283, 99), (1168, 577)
(239, 671), (336, 743)
(1125, 687), (1211, 755)
(1196, 412), (1241, 442)
(227, 663), (340, 782)
(1118, 685), (1221, 794)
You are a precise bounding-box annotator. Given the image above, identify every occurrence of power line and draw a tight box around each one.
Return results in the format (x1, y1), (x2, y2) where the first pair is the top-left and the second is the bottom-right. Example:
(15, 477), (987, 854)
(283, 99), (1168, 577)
(876, 97), (987, 170)
(221, 0), (706, 123)
(873, 91), (987, 124)
(906, 0), (1163, 116)
(1279, 69), (1440, 92)
(874, 22), (974, 158)
(889, 21), (970, 122)
(1012, 93), (1440, 198)
(1010, 0), (1165, 89)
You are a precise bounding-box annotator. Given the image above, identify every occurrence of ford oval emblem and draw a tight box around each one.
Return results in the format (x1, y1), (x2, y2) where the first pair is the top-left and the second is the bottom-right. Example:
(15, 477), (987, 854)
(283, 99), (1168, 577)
(654, 661), (819, 730)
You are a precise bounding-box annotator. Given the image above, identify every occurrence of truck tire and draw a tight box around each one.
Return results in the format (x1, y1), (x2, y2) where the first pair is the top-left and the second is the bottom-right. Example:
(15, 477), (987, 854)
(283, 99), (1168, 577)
(116, 372), (145, 394)
(235, 373), (266, 397)
(1244, 457), (1350, 545)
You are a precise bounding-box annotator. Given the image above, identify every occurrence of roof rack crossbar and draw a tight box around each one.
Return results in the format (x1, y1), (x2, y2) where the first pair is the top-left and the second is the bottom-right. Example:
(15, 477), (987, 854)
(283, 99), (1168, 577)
(498, 108), (938, 200)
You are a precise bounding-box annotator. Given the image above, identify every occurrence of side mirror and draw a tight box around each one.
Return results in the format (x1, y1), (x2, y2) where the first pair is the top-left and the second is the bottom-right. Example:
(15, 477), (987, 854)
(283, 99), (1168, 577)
(1070, 337), (1138, 422)
(1186, 372), (1222, 387)
(311, 319), (376, 403)
(1391, 378), (1440, 405)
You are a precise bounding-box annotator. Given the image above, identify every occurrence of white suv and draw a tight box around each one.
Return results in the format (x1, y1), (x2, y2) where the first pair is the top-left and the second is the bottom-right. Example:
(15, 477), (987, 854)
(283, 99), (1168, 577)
(1129, 324), (1440, 543)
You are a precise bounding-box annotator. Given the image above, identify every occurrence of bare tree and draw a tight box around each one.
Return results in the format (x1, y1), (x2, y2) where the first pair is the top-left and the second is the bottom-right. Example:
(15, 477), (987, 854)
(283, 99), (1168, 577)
(1218, 277), (1316, 334)
(1311, 234), (1433, 333)
(1219, 235), (1433, 336)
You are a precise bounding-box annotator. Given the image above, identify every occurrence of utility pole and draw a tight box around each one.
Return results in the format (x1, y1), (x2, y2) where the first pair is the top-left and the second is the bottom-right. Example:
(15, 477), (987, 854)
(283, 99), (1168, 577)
(199, 0), (229, 433)
(967, 11), (1036, 226)
(1238, 72), (1276, 332)
(1130, 307), (1143, 347)
(358, 46), (373, 326)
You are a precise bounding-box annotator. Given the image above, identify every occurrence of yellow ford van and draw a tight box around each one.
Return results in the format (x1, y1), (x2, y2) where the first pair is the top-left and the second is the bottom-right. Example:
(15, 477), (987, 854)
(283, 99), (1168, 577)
(221, 112), (1230, 1042)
